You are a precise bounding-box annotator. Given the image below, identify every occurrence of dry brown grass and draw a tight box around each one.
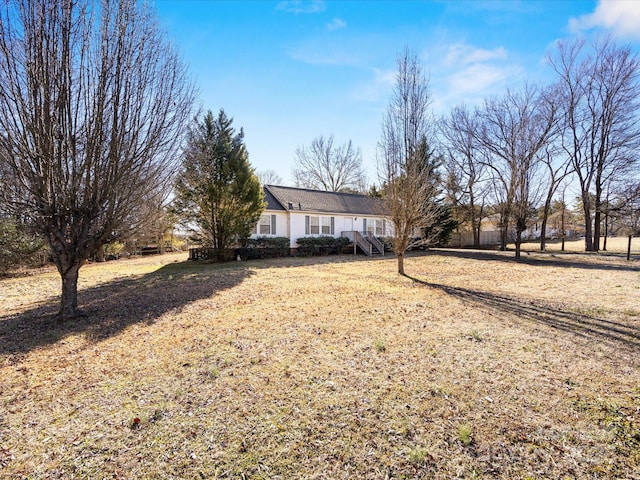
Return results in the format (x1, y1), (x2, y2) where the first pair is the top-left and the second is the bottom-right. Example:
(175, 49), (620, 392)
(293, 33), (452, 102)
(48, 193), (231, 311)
(1, 249), (640, 479)
(518, 236), (640, 255)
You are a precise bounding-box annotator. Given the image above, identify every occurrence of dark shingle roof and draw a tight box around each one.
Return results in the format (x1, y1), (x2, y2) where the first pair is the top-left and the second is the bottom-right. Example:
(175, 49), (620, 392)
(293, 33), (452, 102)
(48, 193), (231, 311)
(264, 185), (384, 216)
(263, 186), (286, 211)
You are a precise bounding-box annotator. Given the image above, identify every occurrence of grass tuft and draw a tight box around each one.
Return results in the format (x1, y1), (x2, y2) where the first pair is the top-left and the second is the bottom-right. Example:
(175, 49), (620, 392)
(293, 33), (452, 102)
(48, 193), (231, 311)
(458, 423), (473, 446)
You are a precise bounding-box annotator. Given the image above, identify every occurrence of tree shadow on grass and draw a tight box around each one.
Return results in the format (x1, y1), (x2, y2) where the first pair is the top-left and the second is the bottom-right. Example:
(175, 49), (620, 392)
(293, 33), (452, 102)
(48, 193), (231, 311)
(0, 260), (253, 361)
(405, 274), (640, 351)
(430, 248), (640, 273)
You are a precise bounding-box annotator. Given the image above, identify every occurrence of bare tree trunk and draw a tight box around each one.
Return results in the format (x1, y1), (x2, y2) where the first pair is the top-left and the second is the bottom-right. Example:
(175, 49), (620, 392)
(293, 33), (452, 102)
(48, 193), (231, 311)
(515, 229), (522, 260)
(561, 200), (566, 252)
(397, 252), (405, 275)
(499, 211), (509, 251)
(593, 185), (602, 251)
(474, 204), (484, 247)
(58, 262), (82, 318)
(469, 195), (479, 247)
(540, 215), (548, 251)
(540, 186), (554, 251)
(581, 191), (594, 251)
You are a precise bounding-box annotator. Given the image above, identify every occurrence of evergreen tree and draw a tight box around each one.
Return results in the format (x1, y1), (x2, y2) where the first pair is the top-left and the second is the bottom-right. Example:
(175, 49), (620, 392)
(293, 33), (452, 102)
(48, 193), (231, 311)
(413, 139), (456, 247)
(173, 110), (265, 261)
(0, 217), (46, 274)
(423, 204), (458, 247)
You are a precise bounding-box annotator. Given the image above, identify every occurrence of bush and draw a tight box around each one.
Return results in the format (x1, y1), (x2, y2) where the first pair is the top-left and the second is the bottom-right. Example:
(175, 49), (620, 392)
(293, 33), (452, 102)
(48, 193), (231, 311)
(0, 219), (48, 274)
(235, 237), (290, 260)
(103, 241), (125, 260)
(296, 236), (350, 257)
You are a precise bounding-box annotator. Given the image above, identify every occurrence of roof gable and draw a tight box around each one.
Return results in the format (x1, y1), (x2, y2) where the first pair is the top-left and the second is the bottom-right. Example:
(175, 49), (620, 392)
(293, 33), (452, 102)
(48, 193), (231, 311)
(264, 185), (383, 216)
(263, 186), (286, 211)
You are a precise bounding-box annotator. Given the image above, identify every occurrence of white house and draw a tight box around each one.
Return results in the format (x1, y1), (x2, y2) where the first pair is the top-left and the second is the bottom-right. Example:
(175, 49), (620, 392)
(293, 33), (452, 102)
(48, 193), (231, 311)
(251, 185), (391, 255)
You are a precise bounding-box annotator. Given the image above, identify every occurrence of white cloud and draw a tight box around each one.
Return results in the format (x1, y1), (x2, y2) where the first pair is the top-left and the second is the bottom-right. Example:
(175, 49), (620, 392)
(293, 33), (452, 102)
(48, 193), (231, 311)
(276, 0), (326, 15)
(449, 64), (510, 96)
(445, 43), (507, 66)
(429, 40), (525, 112)
(352, 67), (395, 102)
(569, 0), (640, 39)
(327, 17), (347, 31)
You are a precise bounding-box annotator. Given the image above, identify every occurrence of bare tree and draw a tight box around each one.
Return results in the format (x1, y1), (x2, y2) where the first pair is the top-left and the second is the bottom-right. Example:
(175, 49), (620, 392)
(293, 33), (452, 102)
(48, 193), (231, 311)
(549, 36), (640, 251)
(474, 84), (558, 259)
(379, 47), (441, 275)
(292, 134), (366, 192)
(554, 181), (572, 251)
(537, 135), (573, 251)
(603, 180), (640, 239)
(440, 105), (490, 247)
(621, 181), (640, 235)
(257, 169), (284, 186)
(0, 0), (195, 318)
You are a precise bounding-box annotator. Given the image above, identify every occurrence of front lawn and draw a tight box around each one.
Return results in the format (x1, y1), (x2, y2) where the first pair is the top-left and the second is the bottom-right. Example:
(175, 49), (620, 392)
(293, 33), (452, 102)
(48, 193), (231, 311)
(1, 250), (639, 478)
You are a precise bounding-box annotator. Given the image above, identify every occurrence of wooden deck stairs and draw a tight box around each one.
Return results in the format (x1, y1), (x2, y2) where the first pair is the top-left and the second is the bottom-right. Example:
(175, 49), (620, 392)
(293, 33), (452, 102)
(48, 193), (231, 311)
(343, 231), (384, 257)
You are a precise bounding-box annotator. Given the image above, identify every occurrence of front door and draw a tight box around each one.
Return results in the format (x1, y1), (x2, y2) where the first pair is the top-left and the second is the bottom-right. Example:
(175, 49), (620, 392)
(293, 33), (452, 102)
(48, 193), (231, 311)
(344, 218), (353, 235)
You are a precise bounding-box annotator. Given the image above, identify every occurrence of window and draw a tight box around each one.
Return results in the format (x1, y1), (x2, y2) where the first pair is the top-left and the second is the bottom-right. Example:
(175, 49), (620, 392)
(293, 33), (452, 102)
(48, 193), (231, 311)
(366, 218), (374, 233)
(321, 217), (332, 235)
(307, 216), (319, 234)
(375, 219), (386, 236)
(258, 214), (276, 235)
(305, 215), (334, 235)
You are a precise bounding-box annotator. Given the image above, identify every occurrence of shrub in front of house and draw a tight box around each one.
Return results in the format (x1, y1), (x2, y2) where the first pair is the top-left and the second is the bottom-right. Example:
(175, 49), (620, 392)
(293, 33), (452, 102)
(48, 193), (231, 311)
(235, 237), (290, 260)
(296, 237), (350, 257)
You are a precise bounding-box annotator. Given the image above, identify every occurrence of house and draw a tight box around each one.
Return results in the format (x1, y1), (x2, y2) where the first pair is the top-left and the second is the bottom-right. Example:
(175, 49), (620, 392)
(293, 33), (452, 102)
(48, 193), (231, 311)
(251, 185), (391, 255)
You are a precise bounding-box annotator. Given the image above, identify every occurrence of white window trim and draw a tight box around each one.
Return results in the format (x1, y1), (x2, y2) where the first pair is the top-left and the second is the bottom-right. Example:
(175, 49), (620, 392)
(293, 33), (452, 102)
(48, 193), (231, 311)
(305, 215), (335, 236)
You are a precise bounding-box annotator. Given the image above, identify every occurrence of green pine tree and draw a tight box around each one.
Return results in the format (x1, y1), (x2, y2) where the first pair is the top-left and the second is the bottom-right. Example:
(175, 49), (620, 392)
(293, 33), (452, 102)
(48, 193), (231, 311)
(173, 110), (265, 261)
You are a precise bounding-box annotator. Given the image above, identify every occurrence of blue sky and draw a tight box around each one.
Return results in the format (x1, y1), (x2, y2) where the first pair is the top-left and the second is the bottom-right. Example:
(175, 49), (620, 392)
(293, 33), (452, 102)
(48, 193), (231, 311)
(154, 0), (640, 186)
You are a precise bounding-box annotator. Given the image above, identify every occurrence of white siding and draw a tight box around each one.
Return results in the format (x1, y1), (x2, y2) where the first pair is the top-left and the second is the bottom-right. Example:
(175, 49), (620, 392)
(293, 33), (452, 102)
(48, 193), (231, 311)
(290, 212), (307, 247)
(250, 211), (289, 239)
(253, 211), (393, 249)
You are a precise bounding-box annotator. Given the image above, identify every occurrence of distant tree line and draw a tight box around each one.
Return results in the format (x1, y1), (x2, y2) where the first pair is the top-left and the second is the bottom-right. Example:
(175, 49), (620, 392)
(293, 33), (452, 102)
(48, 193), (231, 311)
(368, 36), (640, 275)
(439, 35), (640, 257)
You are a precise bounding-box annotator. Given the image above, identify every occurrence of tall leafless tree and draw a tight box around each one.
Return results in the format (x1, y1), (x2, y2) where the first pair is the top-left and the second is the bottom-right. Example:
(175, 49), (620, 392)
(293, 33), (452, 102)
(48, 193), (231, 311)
(440, 105), (490, 247)
(292, 134), (366, 192)
(379, 47), (441, 275)
(549, 36), (640, 251)
(474, 84), (558, 259)
(0, 0), (195, 318)
(537, 131), (573, 251)
(257, 169), (284, 186)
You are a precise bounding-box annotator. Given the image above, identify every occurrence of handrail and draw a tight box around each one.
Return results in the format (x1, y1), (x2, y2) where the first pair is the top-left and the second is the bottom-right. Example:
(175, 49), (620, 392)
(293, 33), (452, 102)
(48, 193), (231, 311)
(353, 231), (384, 256)
(353, 231), (371, 256)
(366, 232), (384, 255)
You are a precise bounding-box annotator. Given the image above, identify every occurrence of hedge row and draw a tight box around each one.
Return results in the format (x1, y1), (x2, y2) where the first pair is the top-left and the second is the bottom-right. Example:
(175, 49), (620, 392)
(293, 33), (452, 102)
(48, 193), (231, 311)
(234, 237), (290, 260)
(296, 236), (350, 257)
